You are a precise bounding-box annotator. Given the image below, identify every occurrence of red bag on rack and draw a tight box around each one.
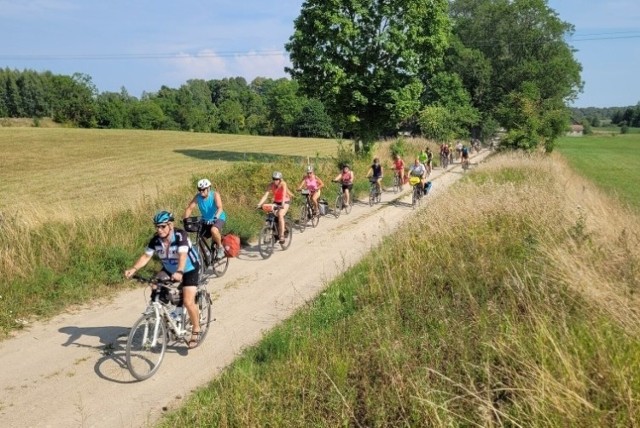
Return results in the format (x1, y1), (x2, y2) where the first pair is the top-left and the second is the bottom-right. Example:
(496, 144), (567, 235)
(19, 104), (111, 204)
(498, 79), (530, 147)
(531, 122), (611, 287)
(222, 234), (241, 258)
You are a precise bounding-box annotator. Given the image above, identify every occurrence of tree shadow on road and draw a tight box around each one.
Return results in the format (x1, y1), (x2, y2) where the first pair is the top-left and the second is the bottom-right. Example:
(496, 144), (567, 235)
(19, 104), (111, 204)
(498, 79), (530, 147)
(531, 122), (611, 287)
(174, 149), (306, 163)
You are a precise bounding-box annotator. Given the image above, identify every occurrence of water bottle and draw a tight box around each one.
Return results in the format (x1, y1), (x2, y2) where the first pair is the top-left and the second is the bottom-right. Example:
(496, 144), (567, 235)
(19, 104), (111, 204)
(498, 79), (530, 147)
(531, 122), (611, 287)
(171, 306), (183, 324)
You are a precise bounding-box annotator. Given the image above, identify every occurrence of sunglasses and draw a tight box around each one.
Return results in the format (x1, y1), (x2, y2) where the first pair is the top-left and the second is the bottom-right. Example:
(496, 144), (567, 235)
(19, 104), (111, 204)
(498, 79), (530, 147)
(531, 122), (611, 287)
(155, 224), (169, 230)
(198, 188), (209, 193)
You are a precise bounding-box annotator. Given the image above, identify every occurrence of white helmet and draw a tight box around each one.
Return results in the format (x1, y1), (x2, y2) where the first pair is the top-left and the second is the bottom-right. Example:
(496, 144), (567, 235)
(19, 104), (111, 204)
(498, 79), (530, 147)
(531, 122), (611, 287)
(306, 165), (314, 173)
(197, 178), (211, 190)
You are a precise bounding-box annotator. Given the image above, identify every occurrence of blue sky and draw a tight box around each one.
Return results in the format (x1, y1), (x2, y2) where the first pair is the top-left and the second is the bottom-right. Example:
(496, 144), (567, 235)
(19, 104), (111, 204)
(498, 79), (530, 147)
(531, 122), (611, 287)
(0, 0), (638, 108)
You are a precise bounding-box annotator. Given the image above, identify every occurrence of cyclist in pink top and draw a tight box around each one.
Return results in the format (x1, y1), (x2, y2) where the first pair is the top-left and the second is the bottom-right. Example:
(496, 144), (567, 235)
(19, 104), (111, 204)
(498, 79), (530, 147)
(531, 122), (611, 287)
(332, 163), (355, 207)
(256, 171), (293, 244)
(296, 165), (325, 214)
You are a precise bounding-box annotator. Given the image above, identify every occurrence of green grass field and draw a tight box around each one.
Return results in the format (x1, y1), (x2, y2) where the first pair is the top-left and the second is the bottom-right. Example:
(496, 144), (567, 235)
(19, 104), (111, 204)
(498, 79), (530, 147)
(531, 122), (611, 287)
(556, 134), (640, 211)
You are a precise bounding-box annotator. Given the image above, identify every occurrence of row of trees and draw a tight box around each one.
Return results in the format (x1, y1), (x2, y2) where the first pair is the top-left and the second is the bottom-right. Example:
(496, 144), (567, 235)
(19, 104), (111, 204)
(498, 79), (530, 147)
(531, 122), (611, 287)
(611, 104), (640, 128)
(287, 0), (583, 152)
(2, 0), (584, 151)
(0, 68), (335, 137)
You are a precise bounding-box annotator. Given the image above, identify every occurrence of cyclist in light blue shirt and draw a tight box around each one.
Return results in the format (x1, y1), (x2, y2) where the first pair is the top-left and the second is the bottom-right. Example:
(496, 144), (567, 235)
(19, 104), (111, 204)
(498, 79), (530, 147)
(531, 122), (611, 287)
(183, 178), (227, 259)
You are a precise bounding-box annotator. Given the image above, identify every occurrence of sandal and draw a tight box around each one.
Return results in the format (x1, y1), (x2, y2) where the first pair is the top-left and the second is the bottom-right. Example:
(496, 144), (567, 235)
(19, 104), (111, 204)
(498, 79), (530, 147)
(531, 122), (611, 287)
(188, 331), (201, 349)
(279, 236), (286, 244)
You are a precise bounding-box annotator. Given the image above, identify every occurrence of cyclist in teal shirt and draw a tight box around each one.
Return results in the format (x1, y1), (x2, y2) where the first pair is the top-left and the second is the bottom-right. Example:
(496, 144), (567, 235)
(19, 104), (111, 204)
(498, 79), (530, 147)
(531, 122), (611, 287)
(183, 178), (227, 259)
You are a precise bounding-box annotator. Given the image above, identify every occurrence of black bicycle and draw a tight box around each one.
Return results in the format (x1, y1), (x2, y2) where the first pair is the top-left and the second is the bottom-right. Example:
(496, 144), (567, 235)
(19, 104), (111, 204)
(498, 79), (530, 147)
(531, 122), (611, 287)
(332, 180), (352, 218)
(298, 189), (320, 232)
(183, 217), (229, 282)
(409, 176), (423, 209)
(258, 204), (293, 259)
(368, 177), (382, 206)
(126, 275), (212, 381)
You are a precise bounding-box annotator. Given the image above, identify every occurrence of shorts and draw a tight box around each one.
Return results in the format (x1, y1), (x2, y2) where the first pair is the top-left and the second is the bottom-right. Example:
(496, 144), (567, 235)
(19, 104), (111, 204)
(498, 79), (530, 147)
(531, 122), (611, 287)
(157, 268), (200, 287)
(201, 218), (225, 238)
(341, 183), (353, 192)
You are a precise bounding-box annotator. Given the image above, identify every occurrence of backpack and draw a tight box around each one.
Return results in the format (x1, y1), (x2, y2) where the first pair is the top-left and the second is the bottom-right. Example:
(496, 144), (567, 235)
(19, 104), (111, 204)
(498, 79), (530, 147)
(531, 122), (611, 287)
(222, 234), (241, 258)
(462, 147), (469, 155)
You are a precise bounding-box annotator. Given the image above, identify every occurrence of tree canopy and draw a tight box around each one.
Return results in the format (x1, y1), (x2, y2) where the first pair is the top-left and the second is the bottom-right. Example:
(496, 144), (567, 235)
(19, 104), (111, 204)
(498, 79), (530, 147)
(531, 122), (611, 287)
(286, 0), (450, 152)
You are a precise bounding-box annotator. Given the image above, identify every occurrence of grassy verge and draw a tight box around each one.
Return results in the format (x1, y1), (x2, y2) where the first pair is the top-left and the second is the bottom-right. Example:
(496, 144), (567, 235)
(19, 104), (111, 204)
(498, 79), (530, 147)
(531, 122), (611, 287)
(556, 134), (640, 211)
(159, 153), (640, 426)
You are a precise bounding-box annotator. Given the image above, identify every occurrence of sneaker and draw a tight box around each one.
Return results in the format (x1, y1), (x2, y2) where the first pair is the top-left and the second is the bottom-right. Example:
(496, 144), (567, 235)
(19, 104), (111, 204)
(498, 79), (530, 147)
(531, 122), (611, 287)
(216, 247), (226, 259)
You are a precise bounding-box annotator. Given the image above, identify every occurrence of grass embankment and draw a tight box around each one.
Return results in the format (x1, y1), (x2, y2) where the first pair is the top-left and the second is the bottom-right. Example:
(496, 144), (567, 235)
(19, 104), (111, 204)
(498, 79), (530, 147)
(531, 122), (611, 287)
(160, 153), (640, 426)
(0, 129), (431, 337)
(556, 133), (640, 211)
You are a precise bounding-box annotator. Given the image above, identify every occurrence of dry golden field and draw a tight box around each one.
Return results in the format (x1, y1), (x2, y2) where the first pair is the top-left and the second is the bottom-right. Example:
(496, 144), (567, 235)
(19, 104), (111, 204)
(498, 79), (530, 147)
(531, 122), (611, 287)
(0, 128), (340, 222)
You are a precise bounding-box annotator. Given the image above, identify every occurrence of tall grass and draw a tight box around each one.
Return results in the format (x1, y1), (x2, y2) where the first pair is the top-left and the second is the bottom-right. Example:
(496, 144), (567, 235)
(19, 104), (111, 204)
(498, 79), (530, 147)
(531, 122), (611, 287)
(159, 152), (640, 426)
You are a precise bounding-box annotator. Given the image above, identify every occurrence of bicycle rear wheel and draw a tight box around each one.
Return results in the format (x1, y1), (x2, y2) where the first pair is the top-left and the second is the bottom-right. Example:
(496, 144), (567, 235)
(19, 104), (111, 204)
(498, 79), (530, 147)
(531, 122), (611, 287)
(344, 195), (352, 214)
(280, 218), (293, 250)
(211, 248), (229, 277)
(126, 313), (167, 381)
(334, 195), (342, 218)
(298, 205), (308, 232)
(183, 288), (212, 347)
(258, 225), (275, 259)
(310, 206), (320, 228)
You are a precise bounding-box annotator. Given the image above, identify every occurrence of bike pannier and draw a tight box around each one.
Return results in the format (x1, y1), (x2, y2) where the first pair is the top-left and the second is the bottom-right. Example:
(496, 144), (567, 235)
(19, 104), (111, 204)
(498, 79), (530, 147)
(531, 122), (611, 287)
(222, 234), (241, 258)
(318, 199), (328, 216)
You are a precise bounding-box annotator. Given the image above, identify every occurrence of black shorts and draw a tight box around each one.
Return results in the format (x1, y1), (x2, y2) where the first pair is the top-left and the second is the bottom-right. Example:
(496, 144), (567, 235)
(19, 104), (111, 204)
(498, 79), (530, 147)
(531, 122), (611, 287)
(158, 268), (200, 287)
(341, 183), (353, 191)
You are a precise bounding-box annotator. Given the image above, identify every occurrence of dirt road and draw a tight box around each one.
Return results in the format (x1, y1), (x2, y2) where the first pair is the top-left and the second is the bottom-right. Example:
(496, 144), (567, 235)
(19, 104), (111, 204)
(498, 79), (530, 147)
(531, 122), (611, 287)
(0, 151), (491, 428)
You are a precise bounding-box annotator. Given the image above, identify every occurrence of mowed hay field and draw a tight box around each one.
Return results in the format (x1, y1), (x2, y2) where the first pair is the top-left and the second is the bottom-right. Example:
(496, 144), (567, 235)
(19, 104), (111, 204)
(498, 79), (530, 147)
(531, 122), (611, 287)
(0, 128), (341, 222)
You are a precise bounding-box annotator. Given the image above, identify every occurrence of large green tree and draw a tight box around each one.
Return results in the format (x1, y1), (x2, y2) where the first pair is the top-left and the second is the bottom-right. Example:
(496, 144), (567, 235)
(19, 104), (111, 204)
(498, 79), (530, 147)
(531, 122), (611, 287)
(449, 0), (582, 150)
(286, 0), (450, 153)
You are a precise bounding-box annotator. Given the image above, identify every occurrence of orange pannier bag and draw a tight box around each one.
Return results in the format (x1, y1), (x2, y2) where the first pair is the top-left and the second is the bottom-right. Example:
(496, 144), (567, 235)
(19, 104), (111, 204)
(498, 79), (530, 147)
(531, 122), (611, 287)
(222, 234), (241, 258)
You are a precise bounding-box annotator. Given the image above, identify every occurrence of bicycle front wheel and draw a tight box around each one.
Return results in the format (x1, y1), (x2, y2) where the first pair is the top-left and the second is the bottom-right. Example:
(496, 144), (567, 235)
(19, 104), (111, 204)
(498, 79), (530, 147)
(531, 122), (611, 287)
(369, 189), (375, 207)
(334, 195), (342, 218)
(126, 312), (167, 381)
(258, 225), (275, 259)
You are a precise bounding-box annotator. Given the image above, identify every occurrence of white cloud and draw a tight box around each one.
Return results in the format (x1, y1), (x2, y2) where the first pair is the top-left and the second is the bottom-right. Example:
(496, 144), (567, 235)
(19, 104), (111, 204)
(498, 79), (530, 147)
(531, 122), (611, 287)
(162, 49), (290, 85)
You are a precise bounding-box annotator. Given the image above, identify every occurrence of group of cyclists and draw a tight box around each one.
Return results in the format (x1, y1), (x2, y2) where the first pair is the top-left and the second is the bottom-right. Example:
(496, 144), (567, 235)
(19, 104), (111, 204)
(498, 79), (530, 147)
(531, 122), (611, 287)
(121, 143), (479, 349)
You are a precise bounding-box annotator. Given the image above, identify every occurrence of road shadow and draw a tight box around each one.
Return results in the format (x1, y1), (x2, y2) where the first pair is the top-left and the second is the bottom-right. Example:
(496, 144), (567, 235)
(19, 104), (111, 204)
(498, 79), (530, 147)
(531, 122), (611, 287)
(174, 149), (305, 163)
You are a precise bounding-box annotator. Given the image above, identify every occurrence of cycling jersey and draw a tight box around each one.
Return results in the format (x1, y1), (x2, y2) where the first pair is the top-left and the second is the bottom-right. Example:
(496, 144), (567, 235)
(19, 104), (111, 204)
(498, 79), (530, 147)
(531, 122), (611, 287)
(341, 171), (353, 185)
(393, 158), (404, 171)
(197, 190), (227, 222)
(145, 228), (198, 274)
(418, 152), (427, 164)
(303, 176), (320, 192)
(409, 163), (426, 177)
(269, 182), (290, 204)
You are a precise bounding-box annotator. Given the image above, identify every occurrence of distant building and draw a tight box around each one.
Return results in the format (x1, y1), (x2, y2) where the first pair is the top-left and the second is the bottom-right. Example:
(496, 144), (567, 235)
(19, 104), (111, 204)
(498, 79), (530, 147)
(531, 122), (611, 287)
(567, 123), (584, 137)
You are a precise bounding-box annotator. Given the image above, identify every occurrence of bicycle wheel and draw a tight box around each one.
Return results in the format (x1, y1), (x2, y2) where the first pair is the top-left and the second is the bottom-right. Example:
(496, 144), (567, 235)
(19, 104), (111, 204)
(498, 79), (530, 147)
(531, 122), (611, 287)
(310, 206), (320, 228)
(126, 312), (167, 381)
(369, 188), (375, 207)
(344, 195), (352, 214)
(211, 247), (229, 277)
(280, 218), (293, 250)
(196, 242), (212, 283)
(375, 189), (382, 204)
(183, 288), (212, 347)
(258, 225), (275, 259)
(334, 195), (342, 218)
(393, 176), (400, 193)
(412, 187), (419, 209)
(298, 205), (308, 232)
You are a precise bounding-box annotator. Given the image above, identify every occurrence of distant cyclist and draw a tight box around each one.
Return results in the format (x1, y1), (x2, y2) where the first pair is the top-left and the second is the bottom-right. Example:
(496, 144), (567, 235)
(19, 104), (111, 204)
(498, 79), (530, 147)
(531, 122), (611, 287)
(408, 158), (428, 194)
(426, 147), (433, 175)
(455, 141), (464, 162)
(257, 171), (292, 244)
(366, 157), (383, 195)
(461, 144), (470, 167)
(183, 178), (227, 259)
(124, 211), (202, 349)
(392, 154), (405, 189)
(333, 164), (355, 207)
(296, 165), (325, 214)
